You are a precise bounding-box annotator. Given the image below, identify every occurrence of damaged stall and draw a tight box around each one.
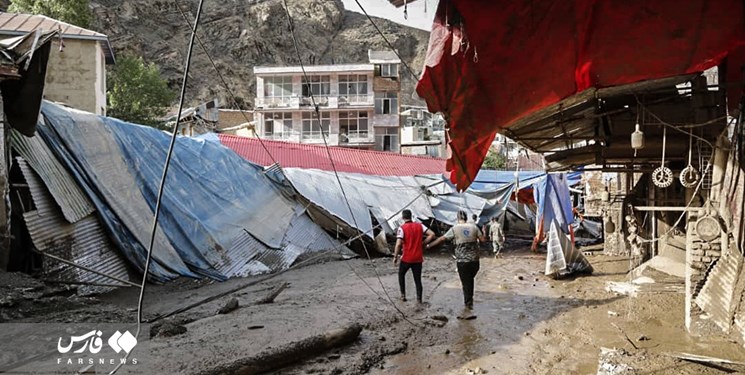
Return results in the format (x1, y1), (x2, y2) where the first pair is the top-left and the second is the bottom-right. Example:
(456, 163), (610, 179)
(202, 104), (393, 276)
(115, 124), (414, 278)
(5, 101), (353, 293)
(414, 0), (745, 345)
(0, 30), (58, 271)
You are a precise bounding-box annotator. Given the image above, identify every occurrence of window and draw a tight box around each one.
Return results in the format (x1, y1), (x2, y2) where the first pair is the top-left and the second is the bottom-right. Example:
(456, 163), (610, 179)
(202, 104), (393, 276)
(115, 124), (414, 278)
(263, 76), (293, 98)
(338, 74), (368, 98)
(339, 111), (369, 141)
(375, 92), (398, 114)
(302, 75), (330, 97)
(375, 64), (398, 78)
(263, 112), (293, 138)
(301, 112), (331, 140)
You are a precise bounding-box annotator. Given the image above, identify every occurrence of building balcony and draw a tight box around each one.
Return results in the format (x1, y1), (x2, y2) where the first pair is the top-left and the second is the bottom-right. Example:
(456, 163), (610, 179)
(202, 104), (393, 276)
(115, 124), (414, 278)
(372, 114), (399, 127)
(300, 131), (331, 144)
(261, 131), (301, 142)
(258, 94), (374, 110)
(339, 131), (374, 145)
(255, 96), (300, 110)
(300, 96), (331, 107)
(338, 94), (374, 107)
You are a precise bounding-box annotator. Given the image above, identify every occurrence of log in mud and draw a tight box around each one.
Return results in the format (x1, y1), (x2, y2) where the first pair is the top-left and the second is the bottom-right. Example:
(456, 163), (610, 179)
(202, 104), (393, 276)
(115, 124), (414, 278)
(196, 323), (363, 375)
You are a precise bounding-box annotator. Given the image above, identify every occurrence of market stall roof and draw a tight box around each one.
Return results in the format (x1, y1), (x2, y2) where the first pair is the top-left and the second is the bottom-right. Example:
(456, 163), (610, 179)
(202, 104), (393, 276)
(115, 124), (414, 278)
(416, 0), (745, 189)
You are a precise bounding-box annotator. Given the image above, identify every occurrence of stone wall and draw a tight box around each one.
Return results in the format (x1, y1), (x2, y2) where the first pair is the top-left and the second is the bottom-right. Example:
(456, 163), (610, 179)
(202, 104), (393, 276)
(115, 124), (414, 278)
(43, 39), (105, 115)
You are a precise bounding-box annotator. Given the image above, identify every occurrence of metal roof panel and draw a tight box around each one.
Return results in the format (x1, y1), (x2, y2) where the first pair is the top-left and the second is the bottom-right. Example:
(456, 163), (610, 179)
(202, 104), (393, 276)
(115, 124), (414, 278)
(217, 134), (446, 176)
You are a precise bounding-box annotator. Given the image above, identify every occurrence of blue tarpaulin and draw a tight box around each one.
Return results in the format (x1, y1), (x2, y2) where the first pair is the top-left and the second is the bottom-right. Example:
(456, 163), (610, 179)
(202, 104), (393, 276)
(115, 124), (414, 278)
(37, 102), (348, 281)
(468, 170), (545, 196)
(534, 173), (575, 235)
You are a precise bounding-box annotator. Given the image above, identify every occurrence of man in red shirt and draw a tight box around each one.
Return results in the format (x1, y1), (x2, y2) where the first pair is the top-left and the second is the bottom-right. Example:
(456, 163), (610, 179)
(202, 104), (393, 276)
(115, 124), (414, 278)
(393, 209), (436, 303)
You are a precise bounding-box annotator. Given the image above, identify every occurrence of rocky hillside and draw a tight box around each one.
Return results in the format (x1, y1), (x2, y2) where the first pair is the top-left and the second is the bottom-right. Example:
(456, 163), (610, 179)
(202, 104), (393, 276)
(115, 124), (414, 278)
(89, 0), (430, 109)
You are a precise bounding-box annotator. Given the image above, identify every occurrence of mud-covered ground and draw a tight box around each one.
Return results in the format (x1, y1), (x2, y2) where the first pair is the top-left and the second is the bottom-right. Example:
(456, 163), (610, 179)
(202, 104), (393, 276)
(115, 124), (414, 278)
(3, 243), (745, 374)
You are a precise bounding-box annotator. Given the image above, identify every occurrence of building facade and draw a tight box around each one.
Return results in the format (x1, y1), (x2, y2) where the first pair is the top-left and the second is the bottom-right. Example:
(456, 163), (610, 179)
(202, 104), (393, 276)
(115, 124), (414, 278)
(399, 105), (445, 158)
(0, 13), (115, 115)
(253, 50), (401, 152)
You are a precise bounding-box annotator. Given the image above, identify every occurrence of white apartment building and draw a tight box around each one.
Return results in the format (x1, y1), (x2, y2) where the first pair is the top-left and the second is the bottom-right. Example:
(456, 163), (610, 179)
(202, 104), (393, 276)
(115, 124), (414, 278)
(253, 50), (401, 151)
(399, 105), (446, 158)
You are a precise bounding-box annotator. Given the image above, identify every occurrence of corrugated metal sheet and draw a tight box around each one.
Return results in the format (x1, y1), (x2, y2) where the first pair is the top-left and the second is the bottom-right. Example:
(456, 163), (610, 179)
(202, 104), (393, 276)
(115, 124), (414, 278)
(218, 208), (354, 278)
(18, 158), (130, 295)
(285, 168), (436, 238)
(0, 13), (107, 39)
(221, 229), (271, 278)
(283, 208), (351, 253)
(695, 248), (743, 332)
(12, 130), (95, 223)
(217, 134), (446, 176)
(253, 247), (300, 273)
(38, 105), (193, 281)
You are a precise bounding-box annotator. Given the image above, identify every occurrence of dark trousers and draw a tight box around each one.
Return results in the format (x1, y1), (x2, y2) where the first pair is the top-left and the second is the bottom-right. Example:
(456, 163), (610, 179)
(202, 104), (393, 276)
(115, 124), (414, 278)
(398, 261), (423, 301)
(457, 261), (480, 308)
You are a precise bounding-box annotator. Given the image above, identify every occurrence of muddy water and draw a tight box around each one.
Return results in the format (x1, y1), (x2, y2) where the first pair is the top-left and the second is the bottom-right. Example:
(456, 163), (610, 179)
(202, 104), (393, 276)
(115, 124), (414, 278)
(371, 252), (745, 375)
(372, 255), (568, 374)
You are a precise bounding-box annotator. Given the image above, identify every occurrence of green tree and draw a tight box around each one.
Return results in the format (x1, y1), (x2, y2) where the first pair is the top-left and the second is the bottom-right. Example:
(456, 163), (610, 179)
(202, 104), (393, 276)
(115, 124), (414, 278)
(107, 55), (176, 128)
(8, 0), (92, 28)
(481, 150), (508, 170)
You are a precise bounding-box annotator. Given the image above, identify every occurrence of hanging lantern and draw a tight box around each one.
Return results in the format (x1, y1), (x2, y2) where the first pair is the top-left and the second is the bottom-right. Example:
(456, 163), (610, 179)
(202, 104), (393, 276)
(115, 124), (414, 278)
(631, 122), (645, 150)
(604, 217), (616, 233)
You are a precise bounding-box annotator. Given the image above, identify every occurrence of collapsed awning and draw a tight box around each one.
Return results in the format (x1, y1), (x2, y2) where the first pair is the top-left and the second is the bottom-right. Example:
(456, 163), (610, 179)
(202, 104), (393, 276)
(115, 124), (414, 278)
(416, 0), (745, 189)
(34, 102), (351, 282)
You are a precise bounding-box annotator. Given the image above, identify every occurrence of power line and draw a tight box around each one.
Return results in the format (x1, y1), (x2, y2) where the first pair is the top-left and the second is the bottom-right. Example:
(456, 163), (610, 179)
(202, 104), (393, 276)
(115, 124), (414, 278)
(281, 0), (417, 325)
(169, 0), (395, 308)
(352, 0), (420, 81)
(172, 0), (282, 170)
(166, 0), (445, 325)
(110, 1), (205, 373)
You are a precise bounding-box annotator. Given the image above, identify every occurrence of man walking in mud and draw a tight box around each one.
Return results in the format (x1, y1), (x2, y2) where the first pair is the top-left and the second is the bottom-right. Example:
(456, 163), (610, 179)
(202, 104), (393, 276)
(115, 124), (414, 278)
(489, 217), (505, 257)
(428, 210), (486, 314)
(393, 209), (436, 303)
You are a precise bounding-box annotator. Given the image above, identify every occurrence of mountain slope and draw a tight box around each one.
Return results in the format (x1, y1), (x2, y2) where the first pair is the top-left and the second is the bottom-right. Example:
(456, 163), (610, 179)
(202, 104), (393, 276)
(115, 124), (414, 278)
(90, 0), (430, 109)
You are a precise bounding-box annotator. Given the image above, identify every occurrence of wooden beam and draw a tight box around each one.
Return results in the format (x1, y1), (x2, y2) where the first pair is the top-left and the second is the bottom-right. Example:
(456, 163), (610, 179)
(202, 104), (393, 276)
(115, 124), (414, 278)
(633, 206), (700, 212)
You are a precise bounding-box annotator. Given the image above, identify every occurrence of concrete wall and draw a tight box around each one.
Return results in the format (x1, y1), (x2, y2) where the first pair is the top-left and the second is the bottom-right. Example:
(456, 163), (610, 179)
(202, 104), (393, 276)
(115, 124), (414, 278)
(44, 39), (106, 115)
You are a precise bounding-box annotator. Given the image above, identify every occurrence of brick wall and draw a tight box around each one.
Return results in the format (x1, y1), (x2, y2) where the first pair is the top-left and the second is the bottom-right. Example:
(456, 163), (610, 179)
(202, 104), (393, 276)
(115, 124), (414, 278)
(688, 227), (723, 299)
(373, 76), (400, 91)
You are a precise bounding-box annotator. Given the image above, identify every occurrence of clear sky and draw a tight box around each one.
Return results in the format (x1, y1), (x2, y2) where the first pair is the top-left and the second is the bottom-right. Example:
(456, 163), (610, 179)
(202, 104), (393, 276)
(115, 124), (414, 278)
(340, 0), (435, 31)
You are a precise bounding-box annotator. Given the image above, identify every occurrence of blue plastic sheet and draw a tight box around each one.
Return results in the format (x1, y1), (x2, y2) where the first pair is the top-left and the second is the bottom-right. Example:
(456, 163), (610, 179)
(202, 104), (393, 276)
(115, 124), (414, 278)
(468, 170), (545, 196)
(38, 102), (333, 281)
(534, 173), (575, 235)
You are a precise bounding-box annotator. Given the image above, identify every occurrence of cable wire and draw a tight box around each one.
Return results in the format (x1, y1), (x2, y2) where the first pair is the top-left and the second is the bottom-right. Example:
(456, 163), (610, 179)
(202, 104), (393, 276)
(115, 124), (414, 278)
(171, 0), (283, 171)
(109, 1), (205, 373)
(147, 179), (445, 323)
(352, 0), (420, 81)
(281, 0), (417, 325)
(633, 101), (735, 244)
(166, 0), (442, 326)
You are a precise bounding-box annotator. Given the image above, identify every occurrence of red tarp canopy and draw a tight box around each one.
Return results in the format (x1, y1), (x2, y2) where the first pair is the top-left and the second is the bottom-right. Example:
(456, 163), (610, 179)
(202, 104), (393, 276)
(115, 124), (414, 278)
(416, 0), (745, 190)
